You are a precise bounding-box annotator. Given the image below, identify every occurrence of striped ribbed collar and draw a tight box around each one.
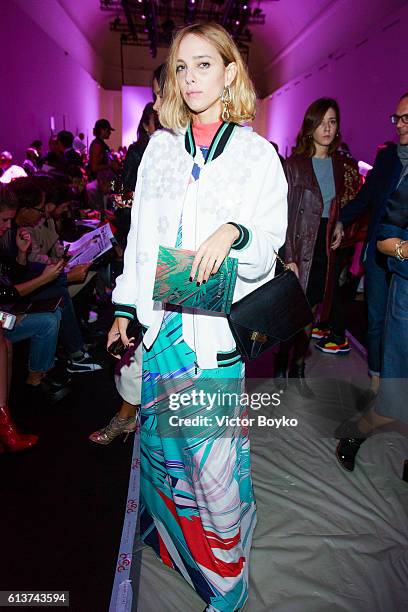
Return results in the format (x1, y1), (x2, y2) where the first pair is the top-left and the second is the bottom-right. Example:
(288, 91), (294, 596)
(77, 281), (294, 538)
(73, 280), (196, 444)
(184, 121), (237, 164)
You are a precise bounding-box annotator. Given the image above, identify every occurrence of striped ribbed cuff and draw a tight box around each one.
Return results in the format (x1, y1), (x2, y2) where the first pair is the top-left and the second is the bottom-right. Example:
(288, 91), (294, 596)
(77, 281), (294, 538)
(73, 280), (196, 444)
(113, 304), (136, 320)
(228, 222), (252, 251)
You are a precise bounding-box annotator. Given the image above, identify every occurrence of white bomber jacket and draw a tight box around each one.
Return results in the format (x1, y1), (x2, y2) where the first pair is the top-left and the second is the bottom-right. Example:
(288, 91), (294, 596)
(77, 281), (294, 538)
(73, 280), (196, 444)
(112, 124), (288, 369)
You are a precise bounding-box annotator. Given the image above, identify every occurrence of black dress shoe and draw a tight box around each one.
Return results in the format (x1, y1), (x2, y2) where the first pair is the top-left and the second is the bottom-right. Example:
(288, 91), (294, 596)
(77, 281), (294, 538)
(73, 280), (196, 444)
(336, 437), (366, 471)
(42, 383), (71, 405)
(26, 380), (71, 406)
(288, 363), (314, 398)
(43, 369), (72, 388)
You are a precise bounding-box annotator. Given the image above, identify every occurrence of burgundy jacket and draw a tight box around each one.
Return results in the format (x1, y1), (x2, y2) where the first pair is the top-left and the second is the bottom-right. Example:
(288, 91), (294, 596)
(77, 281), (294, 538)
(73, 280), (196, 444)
(284, 152), (360, 318)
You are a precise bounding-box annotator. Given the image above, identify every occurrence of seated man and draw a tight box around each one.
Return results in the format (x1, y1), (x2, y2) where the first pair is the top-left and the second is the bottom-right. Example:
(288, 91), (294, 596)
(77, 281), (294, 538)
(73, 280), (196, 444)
(86, 169), (116, 212)
(56, 130), (83, 171)
(73, 133), (86, 156)
(0, 151), (27, 183)
(23, 148), (40, 176)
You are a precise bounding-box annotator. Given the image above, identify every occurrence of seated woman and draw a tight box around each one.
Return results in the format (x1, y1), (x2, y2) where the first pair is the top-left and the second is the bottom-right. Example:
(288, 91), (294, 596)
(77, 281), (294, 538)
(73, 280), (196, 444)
(7, 177), (102, 374)
(0, 185), (66, 419)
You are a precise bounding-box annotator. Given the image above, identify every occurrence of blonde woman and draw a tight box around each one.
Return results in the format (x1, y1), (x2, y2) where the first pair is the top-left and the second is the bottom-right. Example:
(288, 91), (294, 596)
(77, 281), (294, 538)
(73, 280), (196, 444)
(108, 23), (287, 611)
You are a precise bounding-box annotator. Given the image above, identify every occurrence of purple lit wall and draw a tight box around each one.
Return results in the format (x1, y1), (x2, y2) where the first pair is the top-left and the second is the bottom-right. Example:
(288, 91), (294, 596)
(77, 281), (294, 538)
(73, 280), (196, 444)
(258, 3), (408, 165)
(122, 87), (153, 147)
(1, 2), (101, 163)
(100, 90), (123, 151)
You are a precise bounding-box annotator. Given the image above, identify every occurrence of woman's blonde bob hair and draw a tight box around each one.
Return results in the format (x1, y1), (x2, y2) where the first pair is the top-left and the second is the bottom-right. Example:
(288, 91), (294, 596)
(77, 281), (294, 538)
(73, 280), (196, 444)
(159, 22), (257, 131)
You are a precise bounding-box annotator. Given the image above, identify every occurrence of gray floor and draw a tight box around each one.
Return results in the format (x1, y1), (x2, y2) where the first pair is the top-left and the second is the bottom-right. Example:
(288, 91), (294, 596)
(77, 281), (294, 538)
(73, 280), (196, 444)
(136, 339), (408, 612)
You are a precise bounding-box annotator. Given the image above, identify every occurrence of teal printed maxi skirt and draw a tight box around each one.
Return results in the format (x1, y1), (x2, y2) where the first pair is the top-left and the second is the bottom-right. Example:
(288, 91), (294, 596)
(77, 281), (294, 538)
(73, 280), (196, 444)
(139, 309), (257, 611)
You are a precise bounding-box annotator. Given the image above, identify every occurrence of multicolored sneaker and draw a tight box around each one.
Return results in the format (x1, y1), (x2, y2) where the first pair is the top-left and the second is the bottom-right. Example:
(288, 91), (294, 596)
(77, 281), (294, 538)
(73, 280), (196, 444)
(315, 334), (351, 354)
(311, 324), (331, 339)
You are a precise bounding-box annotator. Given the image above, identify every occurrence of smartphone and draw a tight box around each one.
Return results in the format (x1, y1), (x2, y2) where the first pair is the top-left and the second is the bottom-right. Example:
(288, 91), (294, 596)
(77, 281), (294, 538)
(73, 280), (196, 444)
(10, 297), (63, 316)
(108, 322), (141, 358)
(0, 311), (17, 330)
(62, 244), (71, 262)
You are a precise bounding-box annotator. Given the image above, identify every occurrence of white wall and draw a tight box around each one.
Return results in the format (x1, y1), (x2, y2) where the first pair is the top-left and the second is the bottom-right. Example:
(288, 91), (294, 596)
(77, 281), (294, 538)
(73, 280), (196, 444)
(257, 3), (408, 164)
(1, 2), (103, 163)
(122, 86), (153, 147)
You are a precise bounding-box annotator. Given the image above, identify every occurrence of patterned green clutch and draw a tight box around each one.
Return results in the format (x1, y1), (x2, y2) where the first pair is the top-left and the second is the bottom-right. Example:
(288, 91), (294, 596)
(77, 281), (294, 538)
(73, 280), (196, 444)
(153, 246), (238, 313)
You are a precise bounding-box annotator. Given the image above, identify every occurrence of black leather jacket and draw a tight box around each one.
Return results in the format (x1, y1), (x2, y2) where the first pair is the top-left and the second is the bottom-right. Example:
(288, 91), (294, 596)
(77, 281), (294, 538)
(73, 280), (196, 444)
(284, 152), (360, 319)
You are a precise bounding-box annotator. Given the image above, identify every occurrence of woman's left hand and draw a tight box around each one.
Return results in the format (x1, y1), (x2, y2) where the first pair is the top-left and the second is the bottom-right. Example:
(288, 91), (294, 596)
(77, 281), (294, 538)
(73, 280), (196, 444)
(190, 223), (240, 284)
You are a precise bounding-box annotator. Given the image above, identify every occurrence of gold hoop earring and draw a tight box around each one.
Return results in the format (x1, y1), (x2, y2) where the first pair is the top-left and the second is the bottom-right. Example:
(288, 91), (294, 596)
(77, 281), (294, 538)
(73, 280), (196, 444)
(221, 86), (232, 122)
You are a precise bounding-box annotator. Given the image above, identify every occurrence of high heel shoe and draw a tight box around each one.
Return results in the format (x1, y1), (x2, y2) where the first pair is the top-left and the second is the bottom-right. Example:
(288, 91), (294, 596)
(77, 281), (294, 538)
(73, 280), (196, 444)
(89, 413), (136, 445)
(336, 437), (367, 471)
(0, 405), (39, 453)
(288, 363), (314, 398)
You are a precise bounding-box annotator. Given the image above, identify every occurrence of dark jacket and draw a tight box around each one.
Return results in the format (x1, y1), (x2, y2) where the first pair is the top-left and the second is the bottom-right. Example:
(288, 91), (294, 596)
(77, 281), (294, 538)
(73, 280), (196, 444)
(0, 252), (26, 307)
(122, 141), (146, 192)
(63, 148), (82, 169)
(340, 144), (402, 262)
(284, 152), (360, 317)
(377, 171), (408, 280)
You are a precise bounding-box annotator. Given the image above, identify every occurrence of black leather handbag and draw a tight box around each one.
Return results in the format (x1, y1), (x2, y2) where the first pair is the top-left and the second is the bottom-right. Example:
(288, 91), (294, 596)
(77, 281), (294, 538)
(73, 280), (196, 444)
(228, 254), (313, 360)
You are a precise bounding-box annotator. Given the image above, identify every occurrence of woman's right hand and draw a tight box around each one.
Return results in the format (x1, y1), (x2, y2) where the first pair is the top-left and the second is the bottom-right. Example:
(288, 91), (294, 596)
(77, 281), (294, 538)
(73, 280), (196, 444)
(39, 261), (65, 284)
(286, 262), (299, 277)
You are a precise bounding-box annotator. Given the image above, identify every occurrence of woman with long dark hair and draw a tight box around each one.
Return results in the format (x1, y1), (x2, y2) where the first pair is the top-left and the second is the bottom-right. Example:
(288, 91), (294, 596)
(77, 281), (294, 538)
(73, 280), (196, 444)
(121, 102), (160, 194)
(275, 97), (360, 394)
(121, 63), (166, 198)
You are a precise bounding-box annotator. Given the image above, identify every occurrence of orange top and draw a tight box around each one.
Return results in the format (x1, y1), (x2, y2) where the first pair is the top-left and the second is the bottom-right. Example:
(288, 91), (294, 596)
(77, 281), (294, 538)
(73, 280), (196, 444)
(192, 120), (222, 147)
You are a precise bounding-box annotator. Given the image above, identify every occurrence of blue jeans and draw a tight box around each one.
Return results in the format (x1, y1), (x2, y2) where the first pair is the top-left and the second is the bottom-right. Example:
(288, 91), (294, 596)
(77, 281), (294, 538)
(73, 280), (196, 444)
(376, 274), (408, 423)
(18, 265), (85, 356)
(4, 309), (61, 372)
(364, 252), (390, 376)
(30, 276), (84, 355)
